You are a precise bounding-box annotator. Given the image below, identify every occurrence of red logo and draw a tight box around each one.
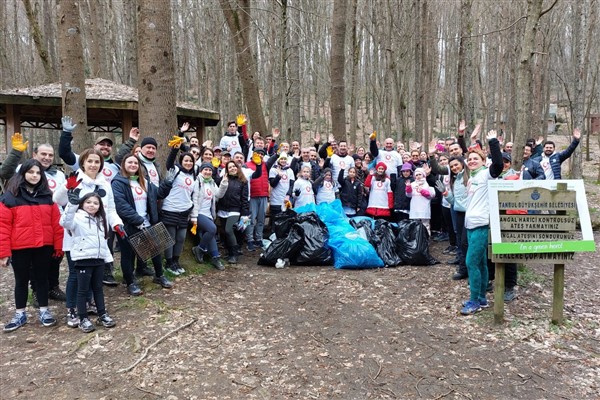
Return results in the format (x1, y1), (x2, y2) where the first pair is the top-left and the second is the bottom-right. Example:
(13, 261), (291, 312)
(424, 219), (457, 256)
(103, 168), (112, 176)
(135, 186), (143, 195)
(377, 181), (383, 188)
(185, 177), (192, 186)
(232, 141), (238, 146)
(281, 175), (288, 181)
(325, 182), (331, 188)
(340, 161), (346, 169)
(385, 155), (391, 161)
(206, 188), (212, 196)
(48, 179), (56, 189)
(305, 186), (311, 192)
(149, 169), (157, 177)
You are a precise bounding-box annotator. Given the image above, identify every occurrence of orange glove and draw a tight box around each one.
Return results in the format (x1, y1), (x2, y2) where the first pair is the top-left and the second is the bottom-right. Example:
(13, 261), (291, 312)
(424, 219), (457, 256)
(190, 223), (197, 235)
(369, 131), (377, 141)
(11, 133), (28, 152)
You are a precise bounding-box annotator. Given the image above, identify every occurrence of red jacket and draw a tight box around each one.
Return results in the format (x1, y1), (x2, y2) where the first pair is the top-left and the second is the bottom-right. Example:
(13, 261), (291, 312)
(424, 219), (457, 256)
(0, 188), (64, 258)
(245, 161), (270, 198)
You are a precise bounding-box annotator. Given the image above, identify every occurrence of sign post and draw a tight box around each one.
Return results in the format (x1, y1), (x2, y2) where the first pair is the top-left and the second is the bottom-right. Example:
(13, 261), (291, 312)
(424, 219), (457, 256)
(488, 180), (595, 325)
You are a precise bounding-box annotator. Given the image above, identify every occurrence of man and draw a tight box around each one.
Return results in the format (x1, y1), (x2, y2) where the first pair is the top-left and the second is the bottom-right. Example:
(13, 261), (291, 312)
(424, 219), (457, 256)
(534, 128), (581, 180)
(290, 141), (301, 157)
(220, 120), (246, 156)
(503, 142), (513, 153)
(115, 127), (161, 187)
(521, 144), (545, 180)
(290, 147), (320, 181)
(370, 136), (403, 177)
(320, 136), (354, 179)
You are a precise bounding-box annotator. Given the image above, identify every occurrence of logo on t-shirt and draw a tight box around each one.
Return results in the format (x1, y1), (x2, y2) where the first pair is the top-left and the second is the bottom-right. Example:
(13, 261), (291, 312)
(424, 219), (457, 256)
(385, 154), (391, 161)
(281, 174), (288, 181)
(185, 177), (192, 186)
(48, 179), (56, 189)
(340, 161), (346, 169)
(149, 169), (158, 177)
(376, 181), (383, 188)
(134, 186), (143, 195)
(325, 182), (332, 189)
(103, 168), (112, 177)
(305, 186), (311, 192)
(205, 188), (213, 198)
(232, 141), (238, 146)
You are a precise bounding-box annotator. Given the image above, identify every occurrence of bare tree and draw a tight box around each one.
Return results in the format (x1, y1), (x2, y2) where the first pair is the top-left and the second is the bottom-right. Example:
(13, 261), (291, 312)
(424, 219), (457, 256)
(22, 0), (55, 82)
(56, 0), (90, 151)
(330, 0), (348, 140)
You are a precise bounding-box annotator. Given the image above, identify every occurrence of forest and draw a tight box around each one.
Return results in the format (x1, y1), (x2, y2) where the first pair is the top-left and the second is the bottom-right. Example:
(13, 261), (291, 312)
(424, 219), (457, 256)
(0, 0), (598, 174)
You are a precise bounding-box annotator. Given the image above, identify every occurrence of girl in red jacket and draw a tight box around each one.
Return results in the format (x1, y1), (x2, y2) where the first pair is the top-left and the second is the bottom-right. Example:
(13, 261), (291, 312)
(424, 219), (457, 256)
(364, 162), (393, 218)
(0, 159), (64, 332)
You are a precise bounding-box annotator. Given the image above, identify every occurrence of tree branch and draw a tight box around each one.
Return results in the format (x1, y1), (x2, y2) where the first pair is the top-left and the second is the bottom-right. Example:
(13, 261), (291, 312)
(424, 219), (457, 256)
(539, 0), (559, 19)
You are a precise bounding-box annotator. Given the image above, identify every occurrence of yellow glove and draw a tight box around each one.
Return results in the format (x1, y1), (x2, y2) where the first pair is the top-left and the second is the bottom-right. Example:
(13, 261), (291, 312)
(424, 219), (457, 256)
(236, 114), (247, 126)
(11, 133), (28, 152)
(211, 157), (220, 168)
(190, 223), (197, 235)
(168, 136), (185, 148)
(369, 131), (377, 140)
(326, 145), (334, 157)
(284, 200), (292, 209)
(252, 152), (262, 165)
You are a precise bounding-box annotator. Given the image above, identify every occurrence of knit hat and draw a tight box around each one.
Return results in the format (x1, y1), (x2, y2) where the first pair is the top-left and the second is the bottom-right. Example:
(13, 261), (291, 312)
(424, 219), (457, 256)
(140, 137), (158, 148)
(401, 162), (412, 172)
(414, 167), (426, 177)
(375, 162), (387, 171)
(199, 162), (214, 172)
(278, 152), (289, 162)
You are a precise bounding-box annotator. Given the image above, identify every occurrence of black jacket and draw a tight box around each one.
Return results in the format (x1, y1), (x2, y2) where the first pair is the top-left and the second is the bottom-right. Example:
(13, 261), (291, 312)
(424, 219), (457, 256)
(216, 176), (250, 216)
(337, 170), (365, 211)
(111, 174), (160, 234)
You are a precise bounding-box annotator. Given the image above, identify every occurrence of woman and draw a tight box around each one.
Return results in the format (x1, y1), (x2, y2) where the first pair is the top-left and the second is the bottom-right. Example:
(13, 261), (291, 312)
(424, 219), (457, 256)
(111, 154), (173, 296)
(190, 163), (224, 270)
(54, 149), (122, 328)
(162, 145), (196, 275)
(460, 130), (503, 315)
(0, 159), (64, 332)
(216, 161), (250, 264)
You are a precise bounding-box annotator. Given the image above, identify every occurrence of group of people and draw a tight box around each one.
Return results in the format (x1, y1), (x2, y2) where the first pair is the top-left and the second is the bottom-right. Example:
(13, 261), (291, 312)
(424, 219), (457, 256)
(0, 113), (581, 334)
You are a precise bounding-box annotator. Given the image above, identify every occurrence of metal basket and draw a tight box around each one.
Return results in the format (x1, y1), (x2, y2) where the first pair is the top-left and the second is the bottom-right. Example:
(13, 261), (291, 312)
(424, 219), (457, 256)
(127, 222), (175, 261)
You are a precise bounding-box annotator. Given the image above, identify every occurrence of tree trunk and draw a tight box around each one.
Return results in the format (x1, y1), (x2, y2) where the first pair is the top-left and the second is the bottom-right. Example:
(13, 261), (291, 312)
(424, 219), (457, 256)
(22, 0), (54, 82)
(137, 0), (178, 171)
(219, 0), (268, 136)
(330, 0), (348, 141)
(57, 0), (90, 152)
(348, 0), (360, 146)
(457, 0), (473, 125)
(288, 0), (301, 142)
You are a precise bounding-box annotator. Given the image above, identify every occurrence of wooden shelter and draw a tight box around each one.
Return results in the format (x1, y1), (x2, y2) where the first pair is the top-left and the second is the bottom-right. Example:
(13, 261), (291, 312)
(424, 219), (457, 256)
(0, 78), (220, 153)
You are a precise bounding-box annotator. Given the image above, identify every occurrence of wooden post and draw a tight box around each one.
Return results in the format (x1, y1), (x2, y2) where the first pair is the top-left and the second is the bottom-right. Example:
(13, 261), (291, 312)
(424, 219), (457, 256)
(122, 110), (133, 143)
(493, 263), (505, 324)
(552, 264), (565, 325)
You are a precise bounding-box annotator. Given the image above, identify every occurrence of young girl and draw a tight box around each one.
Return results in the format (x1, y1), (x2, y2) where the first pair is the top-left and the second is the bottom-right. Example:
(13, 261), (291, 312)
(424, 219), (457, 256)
(269, 153), (295, 220)
(461, 130), (503, 315)
(392, 162), (414, 221)
(313, 168), (338, 205)
(364, 162), (393, 218)
(405, 167), (435, 233)
(0, 159), (64, 332)
(162, 145), (196, 275)
(292, 165), (316, 208)
(216, 161), (250, 264)
(61, 192), (115, 333)
(338, 167), (365, 217)
(190, 163), (224, 270)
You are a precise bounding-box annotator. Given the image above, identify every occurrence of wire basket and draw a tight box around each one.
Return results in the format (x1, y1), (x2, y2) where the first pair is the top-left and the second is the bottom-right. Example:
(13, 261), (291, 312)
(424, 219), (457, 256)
(127, 222), (175, 261)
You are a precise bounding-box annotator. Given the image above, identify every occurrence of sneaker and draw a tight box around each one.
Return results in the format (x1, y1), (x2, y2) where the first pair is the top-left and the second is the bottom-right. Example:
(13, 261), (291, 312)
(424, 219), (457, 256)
(210, 257), (225, 271)
(452, 271), (468, 280)
(504, 288), (517, 302)
(463, 298), (489, 308)
(460, 300), (481, 315)
(39, 309), (57, 327)
(79, 317), (95, 333)
(173, 261), (185, 275)
(86, 302), (98, 315)
(448, 258), (460, 265)
(135, 266), (155, 277)
(254, 240), (265, 250)
(97, 313), (116, 328)
(226, 255), (238, 264)
(31, 291), (39, 308)
(192, 246), (207, 263)
(235, 248), (244, 256)
(434, 232), (449, 242)
(443, 245), (457, 255)
(3, 312), (27, 333)
(164, 265), (180, 276)
(153, 275), (173, 289)
(102, 265), (118, 286)
(127, 283), (143, 296)
(66, 308), (80, 328)
(48, 286), (67, 301)
(246, 242), (257, 252)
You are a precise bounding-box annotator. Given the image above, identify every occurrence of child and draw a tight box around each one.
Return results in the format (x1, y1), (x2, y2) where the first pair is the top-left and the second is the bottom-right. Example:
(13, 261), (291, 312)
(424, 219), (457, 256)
(61, 192), (116, 333)
(0, 159), (64, 332)
(313, 168), (338, 205)
(364, 162), (393, 218)
(338, 167), (365, 217)
(405, 167), (435, 234)
(292, 165), (316, 208)
(269, 152), (295, 220)
(392, 162), (414, 221)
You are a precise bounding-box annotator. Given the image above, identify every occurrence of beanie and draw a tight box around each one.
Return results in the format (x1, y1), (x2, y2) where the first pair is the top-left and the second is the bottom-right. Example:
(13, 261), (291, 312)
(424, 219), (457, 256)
(401, 162), (412, 171)
(414, 167), (426, 177)
(199, 162), (214, 172)
(140, 137), (158, 148)
(375, 162), (387, 171)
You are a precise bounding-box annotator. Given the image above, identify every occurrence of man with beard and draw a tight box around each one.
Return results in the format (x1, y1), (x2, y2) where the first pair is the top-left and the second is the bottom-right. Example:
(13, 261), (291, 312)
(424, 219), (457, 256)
(319, 134), (354, 179)
(533, 128), (581, 180)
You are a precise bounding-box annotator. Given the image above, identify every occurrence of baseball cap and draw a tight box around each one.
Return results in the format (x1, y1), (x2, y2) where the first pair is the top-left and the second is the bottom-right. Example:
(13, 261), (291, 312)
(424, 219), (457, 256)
(95, 136), (113, 146)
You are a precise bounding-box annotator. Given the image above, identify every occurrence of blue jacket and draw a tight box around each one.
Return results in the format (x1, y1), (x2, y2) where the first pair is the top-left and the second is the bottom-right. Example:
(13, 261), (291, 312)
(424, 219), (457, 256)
(533, 139), (579, 180)
(521, 158), (545, 180)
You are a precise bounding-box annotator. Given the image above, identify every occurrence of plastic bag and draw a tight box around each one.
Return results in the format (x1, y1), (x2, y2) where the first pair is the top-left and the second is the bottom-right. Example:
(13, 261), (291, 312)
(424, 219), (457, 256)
(291, 213), (333, 265)
(258, 228), (303, 266)
(396, 220), (439, 266)
(329, 230), (384, 269)
(373, 220), (403, 267)
(272, 208), (298, 239)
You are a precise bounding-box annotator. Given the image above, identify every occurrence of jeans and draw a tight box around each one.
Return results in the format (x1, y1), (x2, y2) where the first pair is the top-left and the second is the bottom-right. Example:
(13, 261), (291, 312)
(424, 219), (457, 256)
(165, 225), (187, 259)
(246, 197), (268, 243)
(76, 263), (106, 319)
(466, 226), (489, 301)
(441, 206), (456, 246)
(452, 209), (467, 266)
(196, 214), (219, 257)
(12, 246), (52, 309)
(488, 261), (518, 289)
(66, 252), (94, 309)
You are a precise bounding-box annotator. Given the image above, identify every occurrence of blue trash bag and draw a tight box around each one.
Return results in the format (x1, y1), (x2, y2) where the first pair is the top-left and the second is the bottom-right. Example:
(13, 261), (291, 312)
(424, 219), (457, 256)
(329, 230), (384, 269)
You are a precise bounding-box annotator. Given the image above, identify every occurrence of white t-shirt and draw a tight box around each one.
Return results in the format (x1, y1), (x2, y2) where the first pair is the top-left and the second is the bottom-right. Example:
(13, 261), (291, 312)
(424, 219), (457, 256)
(293, 178), (315, 208)
(131, 180), (151, 228)
(330, 154), (354, 179)
(376, 149), (403, 176)
(269, 167), (294, 206)
(161, 168), (195, 212)
(315, 180), (338, 204)
(465, 169), (493, 229)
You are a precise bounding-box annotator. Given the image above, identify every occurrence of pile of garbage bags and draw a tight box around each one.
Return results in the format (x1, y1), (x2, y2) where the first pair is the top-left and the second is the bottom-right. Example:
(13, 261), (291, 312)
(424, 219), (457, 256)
(258, 200), (438, 269)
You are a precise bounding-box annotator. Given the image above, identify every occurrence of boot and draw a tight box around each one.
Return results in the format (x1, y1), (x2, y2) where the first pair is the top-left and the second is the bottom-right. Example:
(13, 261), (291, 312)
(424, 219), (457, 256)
(210, 257), (225, 271)
(226, 246), (238, 264)
(452, 264), (468, 280)
(102, 262), (118, 286)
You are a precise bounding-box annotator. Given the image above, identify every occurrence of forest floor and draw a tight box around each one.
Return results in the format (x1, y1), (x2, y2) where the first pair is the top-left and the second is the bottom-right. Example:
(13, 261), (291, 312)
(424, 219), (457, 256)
(0, 133), (599, 400)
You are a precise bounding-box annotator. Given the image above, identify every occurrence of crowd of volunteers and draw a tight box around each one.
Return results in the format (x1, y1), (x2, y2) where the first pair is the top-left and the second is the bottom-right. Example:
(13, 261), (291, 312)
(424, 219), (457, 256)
(0, 114), (581, 332)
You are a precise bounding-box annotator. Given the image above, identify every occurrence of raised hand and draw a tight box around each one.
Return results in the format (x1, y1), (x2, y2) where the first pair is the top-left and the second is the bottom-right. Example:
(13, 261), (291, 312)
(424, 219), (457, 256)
(369, 131), (377, 140)
(573, 128), (581, 140)
(180, 122), (190, 133)
(486, 130), (497, 141)
(129, 127), (140, 141)
(11, 133), (28, 152)
(272, 128), (281, 139)
(165, 168), (178, 184)
(434, 180), (446, 193)
(65, 172), (82, 190)
(236, 114), (247, 126)
(61, 116), (77, 133)
(471, 124), (481, 141)
(314, 133), (321, 144)
(67, 188), (82, 205)
(458, 120), (466, 133)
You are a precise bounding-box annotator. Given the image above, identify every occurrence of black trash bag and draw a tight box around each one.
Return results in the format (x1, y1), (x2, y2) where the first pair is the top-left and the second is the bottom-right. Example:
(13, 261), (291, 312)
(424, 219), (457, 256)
(396, 220), (439, 266)
(272, 208), (298, 239)
(292, 213), (334, 266)
(349, 218), (379, 246)
(373, 220), (403, 267)
(258, 227), (303, 266)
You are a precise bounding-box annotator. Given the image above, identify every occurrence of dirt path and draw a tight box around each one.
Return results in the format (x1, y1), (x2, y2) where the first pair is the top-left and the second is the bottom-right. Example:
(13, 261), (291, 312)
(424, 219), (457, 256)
(1, 235), (598, 400)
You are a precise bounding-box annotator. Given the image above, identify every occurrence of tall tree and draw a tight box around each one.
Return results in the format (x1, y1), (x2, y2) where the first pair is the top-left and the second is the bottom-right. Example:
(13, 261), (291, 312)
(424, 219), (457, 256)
(137, 0), (178, 169)
(22, 0), (54, 82)
(330, 0), (348, 140)
(219, 0), (267, 136)
(56, 0), (90, 151)
(457, 0), (474, 127)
